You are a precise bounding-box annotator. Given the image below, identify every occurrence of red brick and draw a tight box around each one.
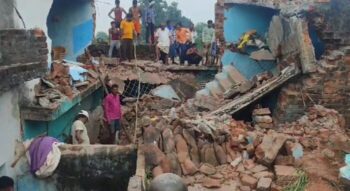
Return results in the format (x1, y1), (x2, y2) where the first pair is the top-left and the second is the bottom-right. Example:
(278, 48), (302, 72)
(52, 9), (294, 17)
(257, 177), (272, 191)
(240, 174), (258, 189)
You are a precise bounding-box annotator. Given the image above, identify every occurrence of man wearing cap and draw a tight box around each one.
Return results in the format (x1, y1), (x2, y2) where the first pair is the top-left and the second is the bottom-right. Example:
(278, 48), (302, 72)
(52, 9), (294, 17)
(103, 84), (122, 144)
(71, 110), (90, 145)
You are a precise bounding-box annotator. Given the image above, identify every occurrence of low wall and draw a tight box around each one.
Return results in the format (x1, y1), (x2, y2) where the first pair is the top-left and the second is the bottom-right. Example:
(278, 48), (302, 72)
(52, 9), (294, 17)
(17, 144), (137, 191)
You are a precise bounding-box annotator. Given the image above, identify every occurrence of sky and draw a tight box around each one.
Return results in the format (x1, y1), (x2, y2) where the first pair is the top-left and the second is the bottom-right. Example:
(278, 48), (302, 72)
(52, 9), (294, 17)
(94, 0), (216, 33)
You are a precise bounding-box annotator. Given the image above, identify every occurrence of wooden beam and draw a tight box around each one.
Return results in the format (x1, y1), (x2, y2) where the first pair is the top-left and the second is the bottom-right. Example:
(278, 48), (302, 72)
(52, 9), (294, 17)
(209, 65), (300, 116)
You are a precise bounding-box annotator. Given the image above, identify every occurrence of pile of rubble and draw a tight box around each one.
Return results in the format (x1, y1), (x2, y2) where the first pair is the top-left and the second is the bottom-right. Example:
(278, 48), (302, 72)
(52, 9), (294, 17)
(34, 60), (99, 108)
(133, 98), (350, 190)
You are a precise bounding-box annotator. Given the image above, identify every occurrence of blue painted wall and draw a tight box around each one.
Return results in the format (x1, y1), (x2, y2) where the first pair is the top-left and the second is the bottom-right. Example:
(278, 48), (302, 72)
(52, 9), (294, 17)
(221, 4), (278, 80)
(47, 0), (94, 60)
(224, 4), (278, 43)
(24, 88), (104, 142)
(222, 50), (277, 80)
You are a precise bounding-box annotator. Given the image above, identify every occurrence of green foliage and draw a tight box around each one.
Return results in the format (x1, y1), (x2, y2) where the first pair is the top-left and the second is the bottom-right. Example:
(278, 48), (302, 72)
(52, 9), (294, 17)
(194, 22), (207, 51)
(95, 31), (109, 43)
(284, 170), (309, 191)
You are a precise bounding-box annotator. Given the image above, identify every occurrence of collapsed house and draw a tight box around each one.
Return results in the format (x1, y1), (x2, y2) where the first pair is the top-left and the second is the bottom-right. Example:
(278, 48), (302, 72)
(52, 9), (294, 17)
(0, 0), (350, 191)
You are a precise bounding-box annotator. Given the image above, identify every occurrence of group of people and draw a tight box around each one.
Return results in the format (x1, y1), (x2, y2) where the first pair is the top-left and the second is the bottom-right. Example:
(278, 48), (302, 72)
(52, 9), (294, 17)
(108, 0), (159, 61)
(108, 0), (143, 61)
(107, 0), (219, 66)
(154, 19), (219, 66)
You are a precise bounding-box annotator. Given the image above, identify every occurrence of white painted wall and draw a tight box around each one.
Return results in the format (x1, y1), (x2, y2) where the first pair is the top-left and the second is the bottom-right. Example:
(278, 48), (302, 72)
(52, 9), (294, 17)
(0, 0), (16, 28)
(0, 90), (22, 178)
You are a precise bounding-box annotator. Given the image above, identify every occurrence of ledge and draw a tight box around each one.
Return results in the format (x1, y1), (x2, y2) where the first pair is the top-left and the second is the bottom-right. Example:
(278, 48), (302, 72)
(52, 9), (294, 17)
(20, 79), (101, 121)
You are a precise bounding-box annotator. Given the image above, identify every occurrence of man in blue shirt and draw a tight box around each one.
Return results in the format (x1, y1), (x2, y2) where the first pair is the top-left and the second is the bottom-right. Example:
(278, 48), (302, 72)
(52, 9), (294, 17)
(144, 1), (156, 44)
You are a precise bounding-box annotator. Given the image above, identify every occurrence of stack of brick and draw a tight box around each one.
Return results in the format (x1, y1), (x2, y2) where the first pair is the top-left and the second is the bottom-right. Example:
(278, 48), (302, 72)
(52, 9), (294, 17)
(252, 108), (274, 129)
(215, 0), (225, 44)
(275, 48), (350, 124)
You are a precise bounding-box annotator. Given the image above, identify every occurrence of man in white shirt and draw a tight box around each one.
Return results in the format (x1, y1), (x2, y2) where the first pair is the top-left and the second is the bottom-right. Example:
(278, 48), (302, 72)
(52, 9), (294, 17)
(155, 23), (171, 64)
(71, 110), (90, 145)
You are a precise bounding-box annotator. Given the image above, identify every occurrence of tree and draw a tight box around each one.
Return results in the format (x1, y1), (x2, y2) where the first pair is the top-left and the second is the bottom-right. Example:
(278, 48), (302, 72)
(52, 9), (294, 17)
(139, 0), (193, 27)
(194, 22), (207, 51)
(95, 31), (109, 43)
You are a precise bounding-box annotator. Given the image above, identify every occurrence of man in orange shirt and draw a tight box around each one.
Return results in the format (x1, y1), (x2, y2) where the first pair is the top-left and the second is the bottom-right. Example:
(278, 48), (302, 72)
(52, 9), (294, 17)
(120, 14), (137, 62)
(129, 0), (142, 39)
(175, 22), (191, 64)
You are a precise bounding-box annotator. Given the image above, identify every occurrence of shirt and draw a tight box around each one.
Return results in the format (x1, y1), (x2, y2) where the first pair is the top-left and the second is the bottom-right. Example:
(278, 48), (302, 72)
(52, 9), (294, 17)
(120, 20), (135, 39)
(176, 28), (190, 44)
(155, 28), (170, 47)
(109, 28), (121, 40)
(71, 120), (90, 145)
(144, 7), (156, 24)
(103, 94), (122, 122)
(202, 26), (215, 44)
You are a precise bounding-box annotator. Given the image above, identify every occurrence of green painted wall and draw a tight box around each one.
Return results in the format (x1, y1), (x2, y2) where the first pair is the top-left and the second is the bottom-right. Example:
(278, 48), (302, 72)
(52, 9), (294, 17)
(24, 87), (104, 142)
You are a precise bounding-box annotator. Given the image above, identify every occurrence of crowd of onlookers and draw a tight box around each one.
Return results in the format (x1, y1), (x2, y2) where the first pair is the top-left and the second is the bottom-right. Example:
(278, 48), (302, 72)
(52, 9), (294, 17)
(108, 0), (220, 66)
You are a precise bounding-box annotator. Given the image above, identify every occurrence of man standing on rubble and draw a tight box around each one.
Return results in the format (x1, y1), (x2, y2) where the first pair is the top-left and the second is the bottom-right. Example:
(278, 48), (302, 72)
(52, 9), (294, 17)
(71, 110), (90, 145)
(202, 20), (215, 65)
(144, 1), (156, 45)
(103, 84), (122, 144)
(120, 14), (137, 62)
(130, 0), (142, 43)
(155, 22), (171, 64)
(108, 21), (121, 58)
(108, 0), (128, 27)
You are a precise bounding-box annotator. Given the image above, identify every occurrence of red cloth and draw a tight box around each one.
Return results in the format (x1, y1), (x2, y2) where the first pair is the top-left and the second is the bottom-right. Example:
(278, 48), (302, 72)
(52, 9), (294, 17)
(103, 94), (122, 122)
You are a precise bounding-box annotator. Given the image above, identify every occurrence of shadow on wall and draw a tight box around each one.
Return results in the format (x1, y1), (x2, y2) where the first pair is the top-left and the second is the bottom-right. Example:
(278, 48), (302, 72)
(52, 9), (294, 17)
(47, 0), (95, 61)
(221, 4), (278, 80)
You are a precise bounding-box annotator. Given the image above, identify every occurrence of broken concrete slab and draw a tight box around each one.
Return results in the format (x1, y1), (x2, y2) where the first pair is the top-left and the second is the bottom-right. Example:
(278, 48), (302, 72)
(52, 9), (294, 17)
(151, 85), (181, 101)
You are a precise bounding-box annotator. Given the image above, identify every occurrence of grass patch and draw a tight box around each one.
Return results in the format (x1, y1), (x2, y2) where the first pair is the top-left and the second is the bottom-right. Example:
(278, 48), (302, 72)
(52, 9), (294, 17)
(284, 170), (309, 191)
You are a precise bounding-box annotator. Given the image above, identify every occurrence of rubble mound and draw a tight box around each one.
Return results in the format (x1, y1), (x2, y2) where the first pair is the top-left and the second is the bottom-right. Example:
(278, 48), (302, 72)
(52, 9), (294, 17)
(133, 99), (350, 190)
